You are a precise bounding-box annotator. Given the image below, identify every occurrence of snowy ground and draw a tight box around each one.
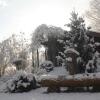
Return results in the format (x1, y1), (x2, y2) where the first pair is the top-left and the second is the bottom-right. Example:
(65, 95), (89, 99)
(0, 88), (100, 100)
(1, 67), (100, 100)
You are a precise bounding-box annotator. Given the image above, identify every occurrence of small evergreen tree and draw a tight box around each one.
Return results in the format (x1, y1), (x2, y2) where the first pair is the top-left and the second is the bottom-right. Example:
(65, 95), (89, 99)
(67, 11), (89, 57)
(58, 11), (97, 73)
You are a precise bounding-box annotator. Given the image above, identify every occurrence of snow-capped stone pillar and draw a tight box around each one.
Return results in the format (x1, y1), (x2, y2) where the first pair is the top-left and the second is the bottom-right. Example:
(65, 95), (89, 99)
(65, 48), (79, 75)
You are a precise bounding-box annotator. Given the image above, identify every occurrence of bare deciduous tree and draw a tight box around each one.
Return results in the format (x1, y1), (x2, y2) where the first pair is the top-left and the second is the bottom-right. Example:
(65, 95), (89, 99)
(87, 0), (100, 31)
(0, 33), (30, 76)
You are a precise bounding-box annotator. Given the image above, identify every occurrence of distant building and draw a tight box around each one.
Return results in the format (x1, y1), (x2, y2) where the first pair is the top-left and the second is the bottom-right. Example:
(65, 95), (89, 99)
(87, 31), (100, 52)
(87, 31), (100, 42)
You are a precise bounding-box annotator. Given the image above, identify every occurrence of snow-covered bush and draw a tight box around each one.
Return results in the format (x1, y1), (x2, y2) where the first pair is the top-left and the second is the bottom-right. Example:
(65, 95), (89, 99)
(40, 61), (54, 72)
(93, 51), (100, 72)
(25, 66), (34, 73)
(86, 60), (95, 73)
(6, 70), (36, 93)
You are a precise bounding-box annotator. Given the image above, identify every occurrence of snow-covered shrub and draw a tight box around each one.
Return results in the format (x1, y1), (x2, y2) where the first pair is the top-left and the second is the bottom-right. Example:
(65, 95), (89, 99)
(36, 67), (47, 76)
(6, 70), (36, 93)
(25, 66), (34, 73)
(40, 61), (54, 72)
(56, 55), (65, 66)
(86, 60), (95, 73)
(96, 58), (100, 72)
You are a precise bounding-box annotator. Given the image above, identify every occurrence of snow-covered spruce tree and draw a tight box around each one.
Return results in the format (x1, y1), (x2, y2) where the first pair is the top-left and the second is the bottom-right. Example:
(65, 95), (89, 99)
(57, 11), (97, 73)
(67, 11), (90, 57)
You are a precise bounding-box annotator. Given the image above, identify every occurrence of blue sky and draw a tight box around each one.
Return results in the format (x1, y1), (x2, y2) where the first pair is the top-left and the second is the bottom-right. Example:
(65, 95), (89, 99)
(0, 0), (91, 41)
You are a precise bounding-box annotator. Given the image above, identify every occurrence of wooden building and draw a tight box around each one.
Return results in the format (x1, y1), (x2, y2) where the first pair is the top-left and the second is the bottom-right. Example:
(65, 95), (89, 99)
(87, 31), (100, 42)
(87, 31), (100, 52)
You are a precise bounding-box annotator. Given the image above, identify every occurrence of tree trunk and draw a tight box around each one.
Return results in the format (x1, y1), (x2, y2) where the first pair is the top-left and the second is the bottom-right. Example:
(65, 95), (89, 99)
(45, 49), (48, 60)
(37, 49), (39, 68)
(32, 50), (35, 68)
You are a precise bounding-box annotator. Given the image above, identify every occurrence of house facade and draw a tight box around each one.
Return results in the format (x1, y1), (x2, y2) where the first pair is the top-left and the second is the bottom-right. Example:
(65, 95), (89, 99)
(87, 31), (100, 52)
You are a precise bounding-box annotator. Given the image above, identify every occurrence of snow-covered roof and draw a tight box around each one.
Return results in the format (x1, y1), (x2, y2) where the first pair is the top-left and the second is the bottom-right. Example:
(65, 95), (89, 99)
(64, 48), (79, 55)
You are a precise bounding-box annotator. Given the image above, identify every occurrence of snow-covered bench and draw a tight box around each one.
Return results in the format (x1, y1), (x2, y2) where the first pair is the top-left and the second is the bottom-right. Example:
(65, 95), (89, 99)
(41, 73), (100, 92)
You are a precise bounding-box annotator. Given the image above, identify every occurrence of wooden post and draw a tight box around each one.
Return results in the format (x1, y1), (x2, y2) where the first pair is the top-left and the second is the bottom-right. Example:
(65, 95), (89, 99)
(65, 49), (79, 75)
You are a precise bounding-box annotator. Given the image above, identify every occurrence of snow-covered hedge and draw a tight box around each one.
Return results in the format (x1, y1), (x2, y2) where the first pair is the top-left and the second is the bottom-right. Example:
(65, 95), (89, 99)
(6, 71), (36, 93)
(40, 61), (54, 72)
